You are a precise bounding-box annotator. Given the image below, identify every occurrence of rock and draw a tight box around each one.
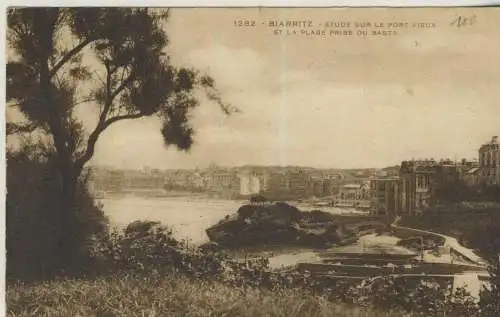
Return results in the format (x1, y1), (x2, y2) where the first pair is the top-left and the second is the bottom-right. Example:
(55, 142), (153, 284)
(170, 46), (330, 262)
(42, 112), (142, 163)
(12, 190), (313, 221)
(206, 202), (344, 248)
(237, 202), (302, 225)
(296, 222), (342, 247)
(302, 210), (336, 223)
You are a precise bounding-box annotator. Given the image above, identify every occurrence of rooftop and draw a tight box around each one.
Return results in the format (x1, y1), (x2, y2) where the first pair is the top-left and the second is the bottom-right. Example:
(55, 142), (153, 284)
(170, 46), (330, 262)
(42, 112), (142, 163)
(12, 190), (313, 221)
(370, 176), (400, 181)
(480, 136), (499, 150)
(466, 167), (480, 174)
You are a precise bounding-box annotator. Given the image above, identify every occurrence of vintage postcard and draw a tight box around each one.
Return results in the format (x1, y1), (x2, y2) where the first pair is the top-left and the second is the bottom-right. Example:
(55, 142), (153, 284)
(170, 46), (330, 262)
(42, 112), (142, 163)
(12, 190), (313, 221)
(4, 6), (500, 317)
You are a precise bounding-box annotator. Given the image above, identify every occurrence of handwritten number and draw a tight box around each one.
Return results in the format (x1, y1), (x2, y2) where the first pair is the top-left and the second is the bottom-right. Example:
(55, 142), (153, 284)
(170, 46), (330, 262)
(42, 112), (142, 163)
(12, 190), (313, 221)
(451, 14), (477, 28)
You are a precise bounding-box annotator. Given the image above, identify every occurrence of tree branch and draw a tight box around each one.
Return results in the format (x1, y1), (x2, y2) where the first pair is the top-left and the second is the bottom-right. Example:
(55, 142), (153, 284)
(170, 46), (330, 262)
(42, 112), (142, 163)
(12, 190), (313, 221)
(103, 111), (144, 127)
(75, 63), (136, 172)
(119, 66), (128, 84)
(95, 61), (114, 124)
(6, 122), (39, 135)
(93, 69), (106, 87)
(73, 96), (98, 107)
(49, 38), (92, 79)
(74, 111), (144, 173)
(110, 71), (135, 101)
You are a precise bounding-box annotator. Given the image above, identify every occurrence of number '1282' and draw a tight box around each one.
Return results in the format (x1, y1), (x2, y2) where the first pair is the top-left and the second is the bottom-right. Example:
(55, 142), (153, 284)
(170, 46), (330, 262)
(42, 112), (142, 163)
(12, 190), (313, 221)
(234, 19), (256, 27)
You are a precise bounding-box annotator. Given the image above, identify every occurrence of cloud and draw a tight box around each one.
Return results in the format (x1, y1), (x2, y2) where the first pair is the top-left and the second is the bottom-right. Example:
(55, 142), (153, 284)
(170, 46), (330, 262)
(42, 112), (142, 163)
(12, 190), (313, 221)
(90, 22), (500, 169)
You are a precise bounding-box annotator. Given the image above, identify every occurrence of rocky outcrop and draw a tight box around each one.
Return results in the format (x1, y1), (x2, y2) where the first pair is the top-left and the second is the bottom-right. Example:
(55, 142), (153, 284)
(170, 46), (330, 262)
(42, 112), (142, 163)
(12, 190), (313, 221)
(206, 203), (358, 248)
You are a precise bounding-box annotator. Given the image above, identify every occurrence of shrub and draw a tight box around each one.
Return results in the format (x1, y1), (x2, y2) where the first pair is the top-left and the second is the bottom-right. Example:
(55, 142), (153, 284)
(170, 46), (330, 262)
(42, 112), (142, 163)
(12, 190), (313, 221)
(90, 220), (231, 281)
(479, 263), (500, 317)
(6, 147), (108, 281)
(90, 221), (182, 272)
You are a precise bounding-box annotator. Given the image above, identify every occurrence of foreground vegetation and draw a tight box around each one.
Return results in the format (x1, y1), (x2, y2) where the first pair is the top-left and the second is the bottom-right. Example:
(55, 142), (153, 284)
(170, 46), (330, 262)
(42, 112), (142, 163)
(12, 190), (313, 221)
(7, 272), (402, 317)
(6, 217), (500, 317)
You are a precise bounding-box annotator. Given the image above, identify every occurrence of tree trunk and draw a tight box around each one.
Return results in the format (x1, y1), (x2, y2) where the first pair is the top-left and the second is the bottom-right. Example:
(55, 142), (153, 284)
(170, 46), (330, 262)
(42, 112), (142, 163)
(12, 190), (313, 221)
(57, 165), (79, 268)
(39, 49), (82, 270)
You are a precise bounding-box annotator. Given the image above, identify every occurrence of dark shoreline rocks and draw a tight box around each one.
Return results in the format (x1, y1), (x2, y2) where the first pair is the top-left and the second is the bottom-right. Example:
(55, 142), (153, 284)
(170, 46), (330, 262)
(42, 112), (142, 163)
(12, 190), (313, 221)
(206, 202), (384, 249)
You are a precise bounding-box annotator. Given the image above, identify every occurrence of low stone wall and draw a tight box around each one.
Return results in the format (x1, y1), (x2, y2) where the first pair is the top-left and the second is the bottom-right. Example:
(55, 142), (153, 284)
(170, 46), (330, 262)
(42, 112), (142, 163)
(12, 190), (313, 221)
(297, 261), (484, 277)
(391, 221), (485, 266)
(391, 226), (445, 245)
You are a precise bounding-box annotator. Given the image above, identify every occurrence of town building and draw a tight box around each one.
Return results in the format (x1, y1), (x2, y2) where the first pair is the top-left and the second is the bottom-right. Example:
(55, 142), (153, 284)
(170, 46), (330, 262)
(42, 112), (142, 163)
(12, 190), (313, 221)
(260, 170), (285, 199)
(479, 136), (500, 185)
(462, 166), (481, 187)
(203, 169), (241, 197)
(239, 171), (262, 196)
(123, 168), (164, 190)
(370, 176), (400, 216)
(262, 169), (312, 200)
(287, 170), (312, 198)
(334, 182), (370, 209)
(399, 160), (438, 215)
(398, 157), (485, 212)
(236, 167), (272, 197)
(310, 174), (340, 197)
(164, 170), (203, 191)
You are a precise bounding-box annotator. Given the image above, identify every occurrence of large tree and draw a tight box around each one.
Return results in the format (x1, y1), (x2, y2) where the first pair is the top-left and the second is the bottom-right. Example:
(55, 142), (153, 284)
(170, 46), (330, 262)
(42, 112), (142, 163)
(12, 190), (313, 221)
(6, 8), (230, 263)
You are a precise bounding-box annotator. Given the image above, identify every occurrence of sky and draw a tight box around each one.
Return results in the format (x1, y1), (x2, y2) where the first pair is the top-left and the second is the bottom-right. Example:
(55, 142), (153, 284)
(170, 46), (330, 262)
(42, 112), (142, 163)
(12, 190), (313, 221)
(7, 8), (500, 169)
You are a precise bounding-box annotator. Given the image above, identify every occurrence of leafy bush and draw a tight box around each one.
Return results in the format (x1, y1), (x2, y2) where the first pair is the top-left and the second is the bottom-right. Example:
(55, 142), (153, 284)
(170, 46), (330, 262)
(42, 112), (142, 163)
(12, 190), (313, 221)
(363, 276), (480, 317)
(90, 220), (275, 287)
(90, 221), (182, 271)
(479, 264), (500, 317)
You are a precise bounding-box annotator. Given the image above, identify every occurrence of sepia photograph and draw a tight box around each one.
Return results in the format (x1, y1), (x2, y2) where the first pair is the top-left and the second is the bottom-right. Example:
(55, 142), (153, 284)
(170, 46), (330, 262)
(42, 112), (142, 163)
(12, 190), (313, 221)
(4, 6), (500, 316)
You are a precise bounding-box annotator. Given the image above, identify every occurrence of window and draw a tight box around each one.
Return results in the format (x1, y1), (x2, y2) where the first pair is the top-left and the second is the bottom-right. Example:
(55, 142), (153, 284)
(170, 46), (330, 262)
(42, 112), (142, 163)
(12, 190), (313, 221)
(417, 175), (427, 189)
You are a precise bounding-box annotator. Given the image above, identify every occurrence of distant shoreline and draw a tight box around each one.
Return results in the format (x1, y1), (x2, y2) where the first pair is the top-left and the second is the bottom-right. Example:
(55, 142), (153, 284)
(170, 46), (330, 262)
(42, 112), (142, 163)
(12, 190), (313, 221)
(94, 190), (233, 200)
(95, 191), (373, 218)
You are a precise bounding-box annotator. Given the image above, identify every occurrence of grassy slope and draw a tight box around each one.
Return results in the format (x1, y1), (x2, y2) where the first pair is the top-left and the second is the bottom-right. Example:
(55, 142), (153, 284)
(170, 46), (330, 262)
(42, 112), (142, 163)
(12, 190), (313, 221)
(7, 272), (403, 317)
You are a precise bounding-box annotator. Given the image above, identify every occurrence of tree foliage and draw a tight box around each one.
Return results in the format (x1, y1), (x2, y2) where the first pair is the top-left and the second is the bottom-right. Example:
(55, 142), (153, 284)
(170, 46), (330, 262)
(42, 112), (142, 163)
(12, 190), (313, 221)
(7, 8), (231, 175)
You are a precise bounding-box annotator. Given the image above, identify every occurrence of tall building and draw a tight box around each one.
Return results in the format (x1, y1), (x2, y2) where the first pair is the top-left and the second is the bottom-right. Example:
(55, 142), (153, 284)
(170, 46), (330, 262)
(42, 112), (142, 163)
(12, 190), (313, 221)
(479, 136), (500, 185)
(399, 157), (482, 212)
(370, 176), (400, 216)
(239, 171), (261, 196)
(399, 160), (438, 215)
